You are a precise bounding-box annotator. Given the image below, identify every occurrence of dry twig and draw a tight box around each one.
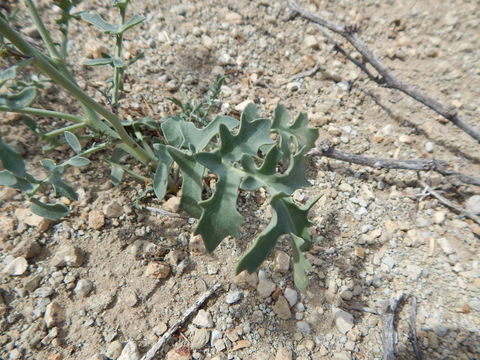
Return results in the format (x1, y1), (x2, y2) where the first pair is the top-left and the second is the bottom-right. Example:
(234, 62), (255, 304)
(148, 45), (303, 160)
(287, 0), (480, 143)
(418, 180), (480, 225)
(140, 282), (222, 360)
(309, 141), (480, 187)
(381, 293), (405, 360)
(407, 297), (425, 360)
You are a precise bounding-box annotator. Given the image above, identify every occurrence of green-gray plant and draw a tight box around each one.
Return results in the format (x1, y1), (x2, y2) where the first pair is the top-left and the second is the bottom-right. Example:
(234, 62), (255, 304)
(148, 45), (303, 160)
(0, 1), (320, 290)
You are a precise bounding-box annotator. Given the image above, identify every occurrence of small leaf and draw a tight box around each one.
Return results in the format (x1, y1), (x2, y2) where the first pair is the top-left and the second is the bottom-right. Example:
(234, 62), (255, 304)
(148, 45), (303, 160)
(64, 131), (82, 153)
(47, 165), (78, 200)
(0, 136), (26, 177)
(66, 156), (90, 167)
(30, 198), (69, 220)
(109, 147), (128, 185)
(83, 58), (113, 66)
(291, 234), (312, 292)
(152, 144), (173, 200)
(0, 170), (17, 186)
(0, 66), (16, 88)
(0, 87), (37, 110)
(119, 14), (144, 33)
(81, 12), (119, 33)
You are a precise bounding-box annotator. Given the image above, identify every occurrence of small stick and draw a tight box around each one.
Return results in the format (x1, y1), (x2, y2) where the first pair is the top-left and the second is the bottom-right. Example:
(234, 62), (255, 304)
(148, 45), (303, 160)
(140, 282), (222, 360)
(381, 293), (405, 360)
(286, 64), (320, 83)
(407, 297), (425, 360)
(418, 181), (480, 225)
(309, 141), (480, 187)
(287, 0), (480, 143)
(144, 206), (189, 219)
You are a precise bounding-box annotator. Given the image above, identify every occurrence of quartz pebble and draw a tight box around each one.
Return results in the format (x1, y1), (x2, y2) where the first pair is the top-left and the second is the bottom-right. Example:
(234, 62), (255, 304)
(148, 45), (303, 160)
(104, 201), (123, 218)
(11, 239), (41, 259)
(234, 270), (258, 289)
(225, 290), (243, 304)
(51, 246), (84, 267)
(44, 302), (65, 328)
(334, 308), (354, 334)
(192, 309), (213, 328)
(191, 328), (210, 349)
(117, 340), (140, 360)
(257, 279), (276, 298)
(284, 288), (298, 307)
(273, 250), (290, 274)
(144, 261), (170, 279)
(2, 257), (28, 276)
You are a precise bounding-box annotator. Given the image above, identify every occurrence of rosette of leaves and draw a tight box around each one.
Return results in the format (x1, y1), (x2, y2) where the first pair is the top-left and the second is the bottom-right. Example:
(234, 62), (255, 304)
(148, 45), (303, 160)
(156, 104), (319, 291)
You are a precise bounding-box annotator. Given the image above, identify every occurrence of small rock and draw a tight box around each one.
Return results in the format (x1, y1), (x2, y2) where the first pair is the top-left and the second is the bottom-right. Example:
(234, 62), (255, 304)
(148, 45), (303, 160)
(11, 239), (41, 259)
(297, 321), (311, 334)
(162, 196), (181, 213)
(234, 270), (258, 289)
(340, 290), (353, 301)
(105, 340), (124, 359)
(398, 134), (413, 144)
(273, 250), (290, 274)
(286, 81), (300, 92)
(303, 35), (319, 49)
(437, 237), (456, 255)
(189, 234), (206, 254)
(191, 328), (210, 349)
(192, 309), (213, 328)
(225, 12), (242, 24)
(257, 279), (276, 298)
(85, 39), (108, 59)
(74, 279), (93, 297)
(23, 25), (40, 38)
(33, 287), (54, 298)
(14, 208), (51, 231)
(51, 246), (84, 267)
(144, 261), (170, 279)
(44, 302), (65, 328)
(354, 246), (365, 258)
(0, 187), (17, 201)
(104, 201), (123, 218)
(235, 100), (253, 112)
(118, 340), (140, 360)
(122, 288), (138, 307)
(334, 308), (354, 334)
(424, 142), (434, 153)
(213, 338), (226, 351)
(24, 274), (42, 292)
(333, 351), (352, 360)
(225, 290), (243, 304)
(231, 339), (251, 351)
(272, 296), (292, 320)
(465, 195), (480, 215)
(284, 288), (298, 307)
(275, 346), (293, 360)
(2, 257), (28, 276)
(218, 53), (235, 66)
(88, 210), (105, 230)
(0, 217), (16, 240)
(166, 345), (191, 360)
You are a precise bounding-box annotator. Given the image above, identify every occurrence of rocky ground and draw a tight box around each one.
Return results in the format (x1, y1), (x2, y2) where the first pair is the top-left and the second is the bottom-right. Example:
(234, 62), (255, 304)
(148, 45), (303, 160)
(1, 0), (479, 360)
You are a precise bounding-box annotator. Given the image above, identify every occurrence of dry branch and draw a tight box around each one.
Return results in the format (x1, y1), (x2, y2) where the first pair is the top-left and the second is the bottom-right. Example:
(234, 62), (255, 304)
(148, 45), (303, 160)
(140, 282), (222, 360)
(381, 293), (405, 360)
(287, 0), (480, 143)
(309, 141), (480, 187)
(418, 180), (480, 225)
(407, 297), (425, 360)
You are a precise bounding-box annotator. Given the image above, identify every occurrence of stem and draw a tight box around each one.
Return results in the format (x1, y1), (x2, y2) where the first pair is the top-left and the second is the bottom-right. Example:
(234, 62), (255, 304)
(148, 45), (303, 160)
(44, 122), (87, 139)
(0, 106), (84, 123)
(112, 6), (127, 107)
(81, 142), (109, 157)
(0, 17), (154, 165)
(24, 0), (62, 65)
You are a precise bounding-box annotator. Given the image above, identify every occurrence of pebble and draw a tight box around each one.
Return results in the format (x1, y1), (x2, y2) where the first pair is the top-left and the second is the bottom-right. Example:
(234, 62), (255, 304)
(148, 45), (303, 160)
(272, 296), (292, 320)
(225, 12), (242, 24)
(0, 216), (15, 240)
(334, 308), (354, 334)
(191, 328), (210, 349)
(88, 210), (105, 230)
(166, 345), (191, 360)
(297, 321), (311, 334)
(105, 340), (124, 359)
(465, 195), (480, 214)
(103, 200), (123, 219)
(284, 288), (298, 307)
(333, 351), (352, 360)
(2, 257), (28, 276)
(225, 290), (243, 304)
(14, 208), (51, 232)
(189, 234), (207, 254)
(11, 239), (42, 259)
(50, 245), (84, 267)
(257, 279), (276, 298)
(192, 309), (213, 328)
(118, 340), (140, 360)
(424, 141), (434, 153)
(144, 261), (170, 279)
(162, 196), (181, 213)
(437, 237), (456, 255)
(340, 290), (353, 301)
(303, 35), (320, 49)
(33, 287), (54, 298)
(74, 279), (93, 297)
(44, 302), (65, 328)
(122, 288), (138, 307)
(433, 211), (446, 224)
(275, 346), (293, 360)
(234, 270), (258, 289)
(273, 250), (290, 274)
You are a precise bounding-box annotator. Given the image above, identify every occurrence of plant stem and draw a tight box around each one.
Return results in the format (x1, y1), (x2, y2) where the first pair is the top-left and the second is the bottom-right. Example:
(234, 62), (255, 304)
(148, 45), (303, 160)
(112, 7), (127, 107)
(0, 106), (84, 123)
(44, 123), (87, 139)
(81, 142), (110, 157)
(0, 17), (154, 165)
(24, 0), (63, 65)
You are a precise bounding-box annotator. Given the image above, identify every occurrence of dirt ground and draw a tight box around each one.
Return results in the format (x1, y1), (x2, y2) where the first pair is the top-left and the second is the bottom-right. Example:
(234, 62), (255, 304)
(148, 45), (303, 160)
(0, 0), (479, 359)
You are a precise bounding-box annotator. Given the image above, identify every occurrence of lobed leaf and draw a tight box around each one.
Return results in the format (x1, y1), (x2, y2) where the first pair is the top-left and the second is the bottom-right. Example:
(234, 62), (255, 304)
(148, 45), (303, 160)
(30, 198), (69, 220)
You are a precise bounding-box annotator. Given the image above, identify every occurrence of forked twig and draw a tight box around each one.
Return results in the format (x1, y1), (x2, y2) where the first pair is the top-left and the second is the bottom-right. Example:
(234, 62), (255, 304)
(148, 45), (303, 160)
(140, 282), (222, 360)
(407, 297), (425, 360)
(418, 181), (480, 225)
(287, 0), (480, 143)
(309, 141), (480, 187)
